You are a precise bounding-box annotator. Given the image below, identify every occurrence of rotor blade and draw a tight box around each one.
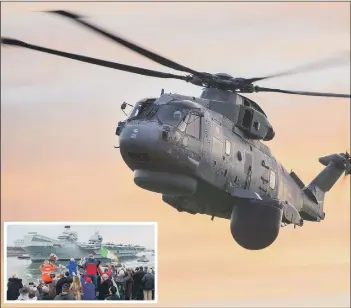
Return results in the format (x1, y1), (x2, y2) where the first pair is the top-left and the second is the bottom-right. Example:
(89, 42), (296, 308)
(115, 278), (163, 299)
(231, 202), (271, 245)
(1, 37), (189, 81)
(246, 52), (351, 83)
(254, 86), (351, 98)
(45, 10), (207, 79)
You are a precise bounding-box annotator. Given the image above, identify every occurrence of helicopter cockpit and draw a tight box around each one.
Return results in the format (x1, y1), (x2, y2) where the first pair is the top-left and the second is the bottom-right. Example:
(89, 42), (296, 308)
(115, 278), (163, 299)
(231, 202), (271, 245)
(125, 98), (202, 127)
(117, 97), (204, 169)
(155, 100), (199, 127)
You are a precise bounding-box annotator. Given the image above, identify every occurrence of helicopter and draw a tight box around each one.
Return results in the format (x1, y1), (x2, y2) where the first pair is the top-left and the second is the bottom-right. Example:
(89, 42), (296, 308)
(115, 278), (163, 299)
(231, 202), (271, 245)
(2, 10), (351, 250)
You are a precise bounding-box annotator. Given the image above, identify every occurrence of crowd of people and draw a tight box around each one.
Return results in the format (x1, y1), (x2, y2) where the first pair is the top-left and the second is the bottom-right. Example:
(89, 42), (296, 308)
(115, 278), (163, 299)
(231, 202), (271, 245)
(7, 254), (155, 301)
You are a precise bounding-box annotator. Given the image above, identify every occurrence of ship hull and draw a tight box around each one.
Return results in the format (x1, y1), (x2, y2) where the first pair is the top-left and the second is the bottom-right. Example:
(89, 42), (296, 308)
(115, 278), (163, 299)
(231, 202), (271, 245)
(22, 245), (139, 262)
(23, 245), (91, 262)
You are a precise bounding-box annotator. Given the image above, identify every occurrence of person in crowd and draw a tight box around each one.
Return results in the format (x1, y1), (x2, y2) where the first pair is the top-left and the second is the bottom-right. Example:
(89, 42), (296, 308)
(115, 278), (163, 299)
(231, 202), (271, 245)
(48, 283), (57, 298)
(125, 269), (134, 300)
(83, 254), (99, 288)
(111, 265), (117, 276)
(54, 283), (75, 300)
(7, 274), (23, 300)
(98, 273), (112, 300)
(96, 260), (102, 286)
(40, 260), (57, 284)
(82, 277), (96, 300)
(98, 263), (113, 278)
(37, 281), (44, 295)
(141, 268), (155, 301)
(69, 275), (82, 300)
(104, 266), (113, 277)
(16, 286), (30, 301)
(132, 267), (145, 300)
(66, 258), (78, 277)
(55, 273), (68, 295)
(51, 274), (59, 288)
(7, 260), (154, 301)
(38, 285), (55, 300)
(28, 282), (39, 297)
(150, 268), (155, 300)
(65, 271), (74, 284)
(105, 286), (119, 300)
(79, 269), (87, 286)
(28, 290), (38, 300)
(115, 269), (127, 300)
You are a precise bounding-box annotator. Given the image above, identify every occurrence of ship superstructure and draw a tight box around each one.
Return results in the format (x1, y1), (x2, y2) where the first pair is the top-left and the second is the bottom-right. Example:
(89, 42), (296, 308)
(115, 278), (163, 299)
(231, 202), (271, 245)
(13, 226), (146, 261)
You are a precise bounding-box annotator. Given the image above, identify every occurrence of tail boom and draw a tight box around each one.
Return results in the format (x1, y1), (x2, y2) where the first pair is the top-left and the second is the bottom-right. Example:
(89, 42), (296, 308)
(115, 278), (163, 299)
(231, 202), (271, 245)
(301, 152), (349, 221)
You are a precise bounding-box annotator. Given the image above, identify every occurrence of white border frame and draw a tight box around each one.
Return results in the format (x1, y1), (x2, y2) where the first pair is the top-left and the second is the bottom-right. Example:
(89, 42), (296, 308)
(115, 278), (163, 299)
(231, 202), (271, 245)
(4, 221), (158, 305)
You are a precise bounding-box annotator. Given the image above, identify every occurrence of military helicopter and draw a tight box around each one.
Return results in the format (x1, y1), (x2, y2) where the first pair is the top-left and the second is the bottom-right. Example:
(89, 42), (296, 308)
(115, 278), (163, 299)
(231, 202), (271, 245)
(2, 10), (351, 250)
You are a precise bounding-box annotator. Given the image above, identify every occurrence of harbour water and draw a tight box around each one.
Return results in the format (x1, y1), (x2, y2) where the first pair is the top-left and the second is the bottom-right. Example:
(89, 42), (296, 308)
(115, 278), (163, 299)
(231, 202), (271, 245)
(6, 253), (155, 285)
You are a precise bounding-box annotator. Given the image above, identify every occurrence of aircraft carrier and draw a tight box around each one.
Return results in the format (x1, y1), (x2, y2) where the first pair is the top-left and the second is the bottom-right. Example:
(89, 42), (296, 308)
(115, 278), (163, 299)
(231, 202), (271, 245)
(14, 225), (146, 262)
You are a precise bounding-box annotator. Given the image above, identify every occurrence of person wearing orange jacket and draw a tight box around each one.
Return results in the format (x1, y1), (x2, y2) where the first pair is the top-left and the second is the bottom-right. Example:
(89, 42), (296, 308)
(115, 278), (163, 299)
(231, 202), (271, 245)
(40, 260), (57, 284)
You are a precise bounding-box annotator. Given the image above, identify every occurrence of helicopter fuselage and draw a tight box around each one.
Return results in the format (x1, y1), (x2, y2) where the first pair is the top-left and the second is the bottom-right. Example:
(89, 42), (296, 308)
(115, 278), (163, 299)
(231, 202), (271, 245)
(117, 91), (326, 250)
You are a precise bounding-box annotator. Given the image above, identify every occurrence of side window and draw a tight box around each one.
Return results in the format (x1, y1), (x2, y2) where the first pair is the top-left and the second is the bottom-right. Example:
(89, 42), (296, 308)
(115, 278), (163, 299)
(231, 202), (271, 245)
(178, 114), (188, 132)
(269, 170), (276, 190)
(225, 140), (231, 156)
(186, 113), (201, 139)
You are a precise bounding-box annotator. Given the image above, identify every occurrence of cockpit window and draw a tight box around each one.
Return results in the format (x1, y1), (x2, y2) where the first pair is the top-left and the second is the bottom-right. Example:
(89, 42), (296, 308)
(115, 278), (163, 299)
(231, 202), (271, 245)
(129, 103), (142, 118)
(156, 105), (190, 127)
(128, 100), (156, 120)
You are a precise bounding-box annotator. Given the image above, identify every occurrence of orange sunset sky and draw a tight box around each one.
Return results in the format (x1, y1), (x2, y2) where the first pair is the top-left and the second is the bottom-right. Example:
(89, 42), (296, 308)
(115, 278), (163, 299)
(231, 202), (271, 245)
(1, 2), (350, 307)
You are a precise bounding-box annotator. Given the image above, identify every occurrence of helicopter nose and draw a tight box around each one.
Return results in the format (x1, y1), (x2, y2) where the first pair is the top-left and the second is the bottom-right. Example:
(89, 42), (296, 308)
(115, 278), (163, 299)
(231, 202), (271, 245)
(119, 122), (161, 168)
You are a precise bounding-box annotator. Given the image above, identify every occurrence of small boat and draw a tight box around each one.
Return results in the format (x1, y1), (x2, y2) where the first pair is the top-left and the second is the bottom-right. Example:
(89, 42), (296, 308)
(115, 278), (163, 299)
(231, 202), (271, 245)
(18, 254), (31, 260)
(137, 255), (149, 263)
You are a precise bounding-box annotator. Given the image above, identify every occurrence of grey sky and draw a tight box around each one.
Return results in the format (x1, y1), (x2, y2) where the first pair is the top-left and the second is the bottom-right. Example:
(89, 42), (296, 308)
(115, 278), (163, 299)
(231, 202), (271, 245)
(6, 223), (156, 249)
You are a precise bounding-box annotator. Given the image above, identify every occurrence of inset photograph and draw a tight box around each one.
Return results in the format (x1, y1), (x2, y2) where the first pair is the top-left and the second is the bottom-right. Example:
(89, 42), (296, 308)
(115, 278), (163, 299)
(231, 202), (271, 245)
(4, 222), (157, 303)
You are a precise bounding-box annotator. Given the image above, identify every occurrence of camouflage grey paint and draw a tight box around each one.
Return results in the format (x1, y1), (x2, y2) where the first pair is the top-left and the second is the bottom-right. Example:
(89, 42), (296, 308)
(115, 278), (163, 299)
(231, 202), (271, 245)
(117, 88), (349, 249)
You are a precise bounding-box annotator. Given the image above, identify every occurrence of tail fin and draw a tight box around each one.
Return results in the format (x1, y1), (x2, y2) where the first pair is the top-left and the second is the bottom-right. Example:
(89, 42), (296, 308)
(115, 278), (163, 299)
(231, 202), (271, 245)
(304, 152), (350, 206)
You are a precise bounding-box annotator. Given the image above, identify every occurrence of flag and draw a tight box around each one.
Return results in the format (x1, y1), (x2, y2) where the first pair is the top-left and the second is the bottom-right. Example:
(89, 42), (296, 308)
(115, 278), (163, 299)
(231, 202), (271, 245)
(49, 253), (58, 261)
(100, 246), (119, 261)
